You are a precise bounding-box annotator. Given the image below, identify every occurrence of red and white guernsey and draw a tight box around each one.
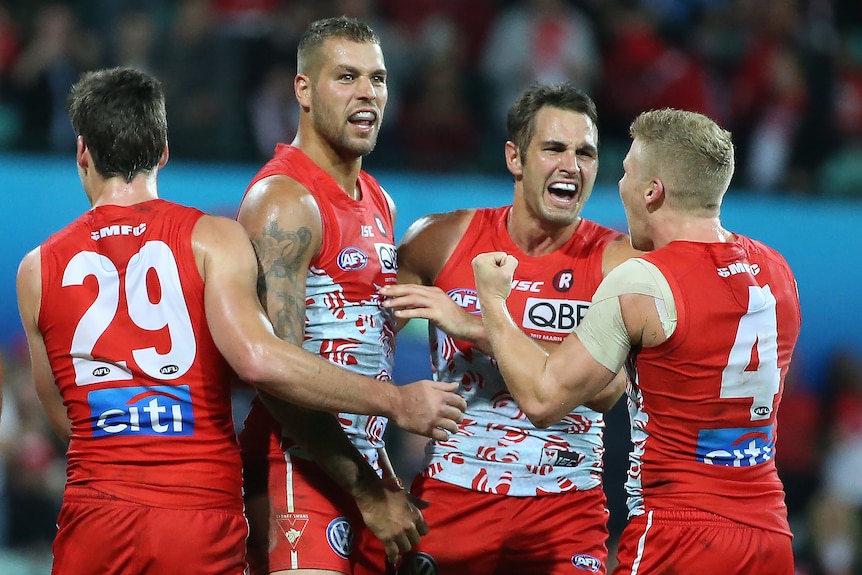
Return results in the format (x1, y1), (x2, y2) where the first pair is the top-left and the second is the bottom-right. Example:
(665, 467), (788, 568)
(39, 199), (242, 510)
(424, 206), (623, 496)
(242, 145), (397, 470)
(626, 237), (801, 534)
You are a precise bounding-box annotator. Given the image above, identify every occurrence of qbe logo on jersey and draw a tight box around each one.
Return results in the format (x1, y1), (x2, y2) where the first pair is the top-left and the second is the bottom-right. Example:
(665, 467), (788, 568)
(523, 297), (590, 334)
(374, 242), (397, 274)
(87, 385), (193, 437)
(696, 425), (776, 467)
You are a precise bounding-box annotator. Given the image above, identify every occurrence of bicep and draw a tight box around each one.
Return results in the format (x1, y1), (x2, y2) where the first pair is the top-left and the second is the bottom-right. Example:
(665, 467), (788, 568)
(238, 180), (321, 343)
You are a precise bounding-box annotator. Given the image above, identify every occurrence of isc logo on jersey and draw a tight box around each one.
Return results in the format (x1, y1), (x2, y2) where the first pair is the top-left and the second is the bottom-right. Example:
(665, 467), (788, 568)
(696, 425), (776, 467)
(338, 247), (368, 271)
(374, 243), (397, 274)
(523, 297), (591, 334)
(88, 385), (193, 437)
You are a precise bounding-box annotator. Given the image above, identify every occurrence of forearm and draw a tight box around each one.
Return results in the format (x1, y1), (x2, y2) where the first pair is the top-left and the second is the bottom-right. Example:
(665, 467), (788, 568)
(248, 345), (400, 418)
(479, 296), (554, 409)
(258, 391), (383, 498)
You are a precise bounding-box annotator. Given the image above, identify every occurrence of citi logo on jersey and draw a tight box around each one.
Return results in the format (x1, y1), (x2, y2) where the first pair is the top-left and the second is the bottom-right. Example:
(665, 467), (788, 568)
(447, 288), (481, 314)
(87, 385), (193, 437)
(337, 247), (368, 271)
(696, 425), (776, 467)
(90, 222), (147, 241)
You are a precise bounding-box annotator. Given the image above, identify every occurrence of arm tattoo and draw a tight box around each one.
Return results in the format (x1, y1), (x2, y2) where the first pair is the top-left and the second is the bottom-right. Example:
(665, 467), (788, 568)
(251, 220), (313, 345)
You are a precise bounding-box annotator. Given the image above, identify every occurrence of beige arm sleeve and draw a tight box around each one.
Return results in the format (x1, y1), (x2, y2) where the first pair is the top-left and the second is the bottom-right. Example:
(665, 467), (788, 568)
(575, 258), (677, 373)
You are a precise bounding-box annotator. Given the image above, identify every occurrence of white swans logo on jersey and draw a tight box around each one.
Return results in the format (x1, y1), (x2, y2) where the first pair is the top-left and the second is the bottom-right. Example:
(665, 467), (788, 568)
(523, 298), (590, 334)
(403, 552), (438, 575)
(447, 288), (481, 314)
(88, 385), (193, 437)
(326, 517), (353, 558)
(338, 247), (368, 271)
(572, 554), (602, 572)
(375, 243), (397, 273)
(696, 425), (776, 466)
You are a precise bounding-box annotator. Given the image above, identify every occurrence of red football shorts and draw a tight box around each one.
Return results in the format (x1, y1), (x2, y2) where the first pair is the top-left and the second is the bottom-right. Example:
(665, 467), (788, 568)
(398, 475), (609, 575)
(51, 485), (247, 575)
(242, 417), (390, 575)
(613, 508), (794, 575)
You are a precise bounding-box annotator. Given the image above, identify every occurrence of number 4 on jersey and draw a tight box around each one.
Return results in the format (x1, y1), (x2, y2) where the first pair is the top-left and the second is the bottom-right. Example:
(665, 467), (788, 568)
(720, 285), (780, 422)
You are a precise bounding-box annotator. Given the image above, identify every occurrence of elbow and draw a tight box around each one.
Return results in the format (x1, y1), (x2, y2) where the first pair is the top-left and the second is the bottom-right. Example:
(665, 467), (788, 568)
(229, 343), (272, 388)
(518, 399), (564, 429)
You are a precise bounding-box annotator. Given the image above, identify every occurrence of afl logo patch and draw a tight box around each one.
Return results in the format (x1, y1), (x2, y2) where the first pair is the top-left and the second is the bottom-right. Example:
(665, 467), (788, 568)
(374, 213), (388, 237)
(572, 553), (601, 572)
(447, 288), (481, 314)
(338, 247), (368, 271)
(403, 552), (439, 575)
(326, 517), (353, 558)
(553, 269), (574, 292)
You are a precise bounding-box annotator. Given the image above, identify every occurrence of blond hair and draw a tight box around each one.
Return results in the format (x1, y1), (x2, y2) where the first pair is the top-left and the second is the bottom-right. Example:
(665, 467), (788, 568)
(630, 109), (734, 215)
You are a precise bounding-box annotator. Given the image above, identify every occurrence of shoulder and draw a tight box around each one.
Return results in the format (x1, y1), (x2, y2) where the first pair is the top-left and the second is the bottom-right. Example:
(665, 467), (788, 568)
(401, 209), (476, 248)
(16, 246), (43, 325)
(600, 233), (644, 277)
(238, 175), (323, 239)
(398, 209), (476, 285)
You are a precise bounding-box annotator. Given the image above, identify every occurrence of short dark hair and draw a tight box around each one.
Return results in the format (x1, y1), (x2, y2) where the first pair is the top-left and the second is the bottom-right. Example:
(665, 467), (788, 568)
(297, 16), (380, 76)
(67, 67), (167, 183)
(507, 82), (599, 155)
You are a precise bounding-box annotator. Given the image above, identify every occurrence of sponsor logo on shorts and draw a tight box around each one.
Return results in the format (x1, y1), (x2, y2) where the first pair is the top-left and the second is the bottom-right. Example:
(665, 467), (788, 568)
(572, 553), (602, 572)
(447, 288), (481, 314)
(338, 247), (368, 271)
(87, 385), (193, 437)
(696, 425), (775, 467)
(276, 513), (309, 549)
(403, 552), (438, 575)
(523, 298), (590, 334)
(326, 517), (353, 559)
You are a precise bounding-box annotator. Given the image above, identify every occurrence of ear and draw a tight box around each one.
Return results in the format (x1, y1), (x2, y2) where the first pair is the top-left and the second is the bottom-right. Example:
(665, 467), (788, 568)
(504, 141), (522, 178)
(295, 74), (311, 111)
(159, 142), (169, 168)
(644, 178), (665, 210)
(76, 136), (88, 170)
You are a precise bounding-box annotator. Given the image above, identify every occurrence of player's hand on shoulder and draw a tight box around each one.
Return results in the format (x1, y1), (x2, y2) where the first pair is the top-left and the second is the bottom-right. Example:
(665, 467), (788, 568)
(392, 380), (465, 441)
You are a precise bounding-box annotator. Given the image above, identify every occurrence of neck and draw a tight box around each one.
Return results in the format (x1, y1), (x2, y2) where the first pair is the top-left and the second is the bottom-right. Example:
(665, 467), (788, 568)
(651, 214), (733, 249)
(506, 204), (580, 257)
(89, 174), (159, 208)
(292, 131), (363, 200)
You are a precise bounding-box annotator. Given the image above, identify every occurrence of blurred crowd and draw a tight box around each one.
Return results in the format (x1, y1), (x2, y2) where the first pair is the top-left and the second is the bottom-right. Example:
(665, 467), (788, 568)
(0, 0), (861, 196)
(2, 0), (862, 573)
